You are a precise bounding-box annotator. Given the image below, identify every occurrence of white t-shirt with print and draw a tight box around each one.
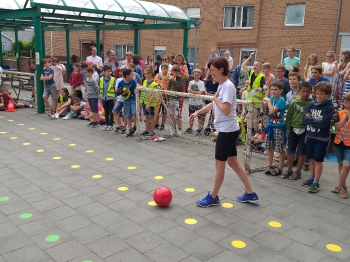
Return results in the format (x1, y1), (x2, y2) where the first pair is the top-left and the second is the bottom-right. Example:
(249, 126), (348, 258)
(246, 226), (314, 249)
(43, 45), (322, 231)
(322, 62), (336, 87)
(213, 80), (240, 132)
(188, 80), (205, 106)
(86, 55), (103, 67)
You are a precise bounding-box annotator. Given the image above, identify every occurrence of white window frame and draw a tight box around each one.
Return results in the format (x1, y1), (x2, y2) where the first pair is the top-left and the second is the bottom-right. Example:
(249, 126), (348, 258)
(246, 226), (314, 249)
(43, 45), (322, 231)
(187, 8), (200, 28)
(285, 4), (306, 26)
(154, 20), (166, 24)
(187, 46), (196, 65)
(240, 48), (256, 67)
(280, 48), (302, 64)
(114, 44), (133, 60)
(223, 5), (254, 29)
(154, 45), (166, 62)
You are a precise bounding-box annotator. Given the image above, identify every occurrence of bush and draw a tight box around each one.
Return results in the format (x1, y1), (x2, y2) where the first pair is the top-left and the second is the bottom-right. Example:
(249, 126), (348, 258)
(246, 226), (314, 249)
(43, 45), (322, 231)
(12, 36), (35, 58)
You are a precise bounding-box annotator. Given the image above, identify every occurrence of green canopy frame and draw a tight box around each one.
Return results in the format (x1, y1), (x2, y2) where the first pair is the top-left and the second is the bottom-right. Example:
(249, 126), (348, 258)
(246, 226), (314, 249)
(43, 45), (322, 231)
(0, 0), (194, 113)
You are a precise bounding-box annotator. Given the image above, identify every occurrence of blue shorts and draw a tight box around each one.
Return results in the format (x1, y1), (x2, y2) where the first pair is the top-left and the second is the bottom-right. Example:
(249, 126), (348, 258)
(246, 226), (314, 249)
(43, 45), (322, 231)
(305, 137), (328, 162)
(112, 101), (123, 113)
(123, 99), (136, 119)
(287, 129), (306, 155)
(142, 104), (155, 117)
(88, 98), (99, 113)
(335, 142), (350, 164)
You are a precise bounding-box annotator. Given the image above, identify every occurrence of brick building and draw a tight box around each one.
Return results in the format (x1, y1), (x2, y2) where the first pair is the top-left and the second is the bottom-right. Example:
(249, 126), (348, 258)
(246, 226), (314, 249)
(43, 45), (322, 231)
(46, 0), (350, 73)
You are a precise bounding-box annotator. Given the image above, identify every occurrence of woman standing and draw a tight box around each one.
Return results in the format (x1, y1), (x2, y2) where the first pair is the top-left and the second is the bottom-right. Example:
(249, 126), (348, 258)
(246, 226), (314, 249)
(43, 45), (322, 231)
(190, 57), (259, 207)
(322, 51), (336, 87)
(173, 53), (189, 80)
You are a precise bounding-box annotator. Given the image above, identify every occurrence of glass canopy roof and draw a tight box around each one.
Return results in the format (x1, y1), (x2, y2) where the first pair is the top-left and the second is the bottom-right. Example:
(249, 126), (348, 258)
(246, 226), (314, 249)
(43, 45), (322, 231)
(0, 0), (191, 23)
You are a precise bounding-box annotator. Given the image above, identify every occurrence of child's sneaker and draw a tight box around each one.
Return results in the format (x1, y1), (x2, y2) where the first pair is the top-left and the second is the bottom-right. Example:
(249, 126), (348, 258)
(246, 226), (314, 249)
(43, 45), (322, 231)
(149, 131), (155, 136)
(91, 122), (98, 128)
(48, 112), (54, 119)
(141, 130), (150, 136)
(159, 124), (165, 131)
(196, 129), (202, 135)
(196, 192), (220, 207)
(103, 125), (109, 131)
(30, 96), (35, 101)
(121, 127), (126, 134)
(301, 176), (314, 186)
(185, 128), (193, 134)
(63, 115), (71, 120)
(308, 182), (320, 193)
(55, 114), (59, 119)
(87, 122), (93, 127)
(107, 126), (113, 131)
(236, 191), (259, 203)
(155, 124), (160, 129)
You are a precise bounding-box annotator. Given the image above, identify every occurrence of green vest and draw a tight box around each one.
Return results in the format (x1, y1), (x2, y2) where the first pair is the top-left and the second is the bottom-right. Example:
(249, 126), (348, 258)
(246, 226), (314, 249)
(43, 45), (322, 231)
(237, 117), (246, 143)
(141, 80), (158, 107)
(99, 77), (116, 98)
(245, 70), (264, 108)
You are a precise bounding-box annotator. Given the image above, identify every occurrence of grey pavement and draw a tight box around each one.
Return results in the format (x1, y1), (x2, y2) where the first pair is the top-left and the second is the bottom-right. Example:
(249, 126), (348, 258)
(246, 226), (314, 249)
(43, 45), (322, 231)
(0, 109), (349, 262)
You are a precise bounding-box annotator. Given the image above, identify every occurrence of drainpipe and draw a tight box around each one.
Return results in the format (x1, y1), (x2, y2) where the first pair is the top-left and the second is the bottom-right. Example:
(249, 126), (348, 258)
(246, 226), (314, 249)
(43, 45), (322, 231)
(333, 0), (342, 52)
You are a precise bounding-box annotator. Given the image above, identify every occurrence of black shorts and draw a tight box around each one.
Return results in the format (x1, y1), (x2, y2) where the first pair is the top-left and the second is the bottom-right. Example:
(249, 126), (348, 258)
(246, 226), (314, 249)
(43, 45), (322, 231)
(88, 98), (99, 113)
(215, 130), (240, 161)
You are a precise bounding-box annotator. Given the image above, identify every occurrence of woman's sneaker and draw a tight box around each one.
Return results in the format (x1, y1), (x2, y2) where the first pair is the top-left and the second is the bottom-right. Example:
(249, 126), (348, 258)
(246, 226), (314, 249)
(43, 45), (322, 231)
(236, 191), (259, 203)
(301, 176), (314, 186)
(308, 182), (320, 193)
(196, 192), (220, 207)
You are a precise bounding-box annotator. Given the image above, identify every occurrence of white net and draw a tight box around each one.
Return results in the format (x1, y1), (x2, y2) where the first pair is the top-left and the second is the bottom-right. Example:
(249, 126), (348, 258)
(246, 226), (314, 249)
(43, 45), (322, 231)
(135, 86), (280, 173)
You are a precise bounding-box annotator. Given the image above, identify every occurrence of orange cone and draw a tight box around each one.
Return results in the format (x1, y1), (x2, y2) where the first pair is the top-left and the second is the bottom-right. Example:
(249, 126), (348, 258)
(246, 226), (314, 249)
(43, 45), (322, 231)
(6, 100), (16, 112)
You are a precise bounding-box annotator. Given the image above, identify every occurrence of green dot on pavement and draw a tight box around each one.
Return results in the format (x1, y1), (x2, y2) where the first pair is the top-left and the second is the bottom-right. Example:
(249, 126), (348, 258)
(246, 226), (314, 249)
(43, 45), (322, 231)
(83, 260), (93, 262)
(19, 213), (32, 219)
(0, 196), (9, 202)
(45, 235), (60, 242)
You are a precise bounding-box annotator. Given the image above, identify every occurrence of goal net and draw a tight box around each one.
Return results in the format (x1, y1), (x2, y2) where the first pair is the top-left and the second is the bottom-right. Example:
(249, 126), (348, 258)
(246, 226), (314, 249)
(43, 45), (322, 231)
(135, 86), (279, 174)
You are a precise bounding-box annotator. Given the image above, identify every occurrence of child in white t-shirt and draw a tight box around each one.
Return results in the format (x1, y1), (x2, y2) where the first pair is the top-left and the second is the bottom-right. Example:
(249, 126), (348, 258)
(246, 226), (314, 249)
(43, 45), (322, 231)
(185, 69), (206, 135)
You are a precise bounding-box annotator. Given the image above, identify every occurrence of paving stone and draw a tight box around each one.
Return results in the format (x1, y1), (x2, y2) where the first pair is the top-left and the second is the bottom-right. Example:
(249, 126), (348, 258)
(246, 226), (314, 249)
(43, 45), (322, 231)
(107, 198), (138, 213)
(19, 218), (58, 237)
(90, 210), (127, 228)
(31, 228), (73, 250)
(314, 237), (350, 261)
(86, 236), (130, 259)
(46, 239), (91, 262)
(105, 247), (153, 262)
(2, 245), (50, 262)
(31, 176), (58, 187)
(218, 233), (260, 256)
(55, 214), (92, 232)
(283, 241), (327, 262)
(253, 231), (294, 252)
(227, 219), (267, 238)
(40, 181), (70, 192)
(125, 230), (167, 253)
(21, 190), (53, 204)
(92, 191), (124, 205)
(313, 198), (348, 213)
(160, 226), (199, 247)
(43, 205), (79, 221)
(3, 178), (31, 189)
(144, 242), (190, 262)
(0, 200), (32, 215)
(244, 246), (296, 262)
(70, 224), (110, 245)
(312, 220), (350, 241)
(141, 215), (178, 235)
(69, 179), (97, 190)
(123, 207), (158, 223)
(11, 184), (42, 196)
(206, 250), (249, 262)
(108, 219), (145, 239)
(0, 233), (35, 253)
(68, 253), (105, 262)
(284, 226), (322, 246)
(31, 198), (64, 212)
(181, 236), (225, 261)
(7, 208), (44, 226)
(62, 194), (95, 209)
(51, 188), (82, 200)
(0, 213), (8, 224)
(76, 202), (110, 218)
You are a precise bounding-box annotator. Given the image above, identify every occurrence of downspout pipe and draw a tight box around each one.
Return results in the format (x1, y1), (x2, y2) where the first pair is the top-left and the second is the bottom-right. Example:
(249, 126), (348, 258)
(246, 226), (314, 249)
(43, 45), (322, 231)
(333, 0), (342, 52)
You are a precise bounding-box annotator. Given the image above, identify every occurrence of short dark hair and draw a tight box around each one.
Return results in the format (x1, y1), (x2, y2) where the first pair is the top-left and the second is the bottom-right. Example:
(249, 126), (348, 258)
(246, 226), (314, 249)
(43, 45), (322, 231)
(314, 81), (332, 95)
(73, 96), (81, 102)
(81, 61), (88, 68)
(299, 81), (312, 90)
(144, 67), (153, 76)
(86, 67), (93, 73)
(122, 68), (133, 78)
(107, 50), (114, 56)
(172, 65), (180, 72)
(42, 59), (50, 64)
(103, 65), (112, 72)
(311, 65), (322, 74)
(90, 46), (96, 51)
(208, 57), (229, 76)
(270, 81), (283, 90)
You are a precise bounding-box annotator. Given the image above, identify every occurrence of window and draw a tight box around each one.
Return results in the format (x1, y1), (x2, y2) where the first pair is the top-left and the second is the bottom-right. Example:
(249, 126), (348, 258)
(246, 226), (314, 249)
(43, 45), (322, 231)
(154, 46), (166, 62)
(285, 4), (305, 26)
(223, 6), (254, 28)
(281, 48), (301, 63)
(219, 48), (234, 57)
(114, 44), (133, 59)
(187, 8), (200, 28)
(187, 47), (196, 65)
(240, 48), (256, 67)
(155, 20), (166, 24)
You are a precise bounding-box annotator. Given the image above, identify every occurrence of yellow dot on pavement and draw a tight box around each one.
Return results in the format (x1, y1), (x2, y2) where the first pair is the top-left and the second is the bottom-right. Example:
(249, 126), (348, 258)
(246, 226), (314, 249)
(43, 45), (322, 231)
(10, 137), (17, 140)
(268, 221), (282, 228)
(148, 201), (157, 206)
(184, 218), (197, 225)
(0, 132), (7, 134)
(28, 128), (35, 131)
(185, 188), (195, 193)
(69, 144), (76, 147)
(92, 174), (102, 179)
(23, 142), (30, 146)
(0, 116), (4, 118)
(118, 187), (128, 191)
(40, 132), (47, 135)
(71, 165), (80, 169)
(154, 176), (163, 180)
(326, 244), (342, 252)
(127, 166), (136, 170)
(36, 149), (44, 153)
(222, 203), (233, 208)
(53, 138), (60, 141)
(8, 120), (14, 122)
(106, 158), (114, 161)
(53, 156), (61, 160)
(18, 124), (24, 126)
(231, 240), (246, 249)
(86, 150), (94, 153)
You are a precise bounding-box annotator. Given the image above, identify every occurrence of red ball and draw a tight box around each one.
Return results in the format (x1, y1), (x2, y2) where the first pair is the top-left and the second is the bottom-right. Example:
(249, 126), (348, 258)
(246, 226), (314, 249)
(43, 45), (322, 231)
(153, 186), (172, 207)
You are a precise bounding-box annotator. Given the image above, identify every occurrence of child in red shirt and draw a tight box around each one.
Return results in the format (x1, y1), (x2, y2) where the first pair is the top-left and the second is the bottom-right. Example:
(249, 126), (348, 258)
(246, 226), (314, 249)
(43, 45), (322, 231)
(0, 86), (33, 110)
(69, 63), (83, 93)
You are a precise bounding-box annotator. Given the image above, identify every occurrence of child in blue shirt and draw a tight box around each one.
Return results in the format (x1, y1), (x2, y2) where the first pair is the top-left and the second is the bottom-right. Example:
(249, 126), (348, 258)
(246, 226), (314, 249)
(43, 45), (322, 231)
(263, 81), (287, 176)
(40, 59), (57, 118)
(117, 68), (139, 137)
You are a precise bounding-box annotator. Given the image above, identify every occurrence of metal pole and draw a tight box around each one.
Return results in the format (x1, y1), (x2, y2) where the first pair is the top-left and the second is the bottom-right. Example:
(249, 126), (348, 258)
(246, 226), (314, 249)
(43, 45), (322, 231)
(66, 30), (71, 78)
(133, 29), (139, 54)
(0, 31), (3, 66)
(15, 30), (20, 70)
(136, 89), (140, 142)
(34, 16), (45, 113)
(183, 28), (188, 60)
(194, 22), (199, 69)
(245, 102), (254, 173)
(42, 31), (46, 59)
(96, 30), (100, 56)
(333, 0), (342, 52)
